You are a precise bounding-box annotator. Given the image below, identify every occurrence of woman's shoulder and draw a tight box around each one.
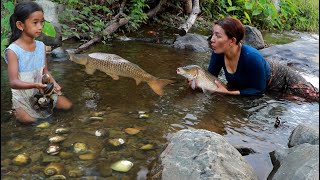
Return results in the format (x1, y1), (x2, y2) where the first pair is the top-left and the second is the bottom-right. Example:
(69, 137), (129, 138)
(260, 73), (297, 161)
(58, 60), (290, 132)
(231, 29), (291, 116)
(242, 44), (263, 57)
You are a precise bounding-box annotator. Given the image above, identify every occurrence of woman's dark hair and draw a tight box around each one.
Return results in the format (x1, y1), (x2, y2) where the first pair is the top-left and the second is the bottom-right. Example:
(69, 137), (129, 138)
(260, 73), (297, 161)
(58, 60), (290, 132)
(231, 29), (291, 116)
(214, 16), (245, 44)
(8, 1), (43, 45)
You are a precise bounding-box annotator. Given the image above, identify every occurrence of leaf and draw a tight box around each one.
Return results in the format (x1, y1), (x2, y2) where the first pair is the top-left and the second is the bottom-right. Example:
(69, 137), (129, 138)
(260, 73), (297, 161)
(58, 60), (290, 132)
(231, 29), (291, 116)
(227, 0), (232, 6)
(244, 2), (253, 10)
(4, 1), (15, 13)
(252, 10), (261, 16)
(42, 21), (56, 37)
(244, 11), (251, 24)
(1, 38), (9, 58)
(227, 6), (240, 12)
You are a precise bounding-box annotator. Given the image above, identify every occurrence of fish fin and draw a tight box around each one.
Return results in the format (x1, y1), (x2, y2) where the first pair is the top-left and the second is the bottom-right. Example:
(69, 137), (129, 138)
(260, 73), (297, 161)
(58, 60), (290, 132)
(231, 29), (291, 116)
(85, 66), (96, 75)
(134, 79), (142, 85)
(191, 80), (197, 90)
(147, 79), (175, 96)
(107, 74), (120, 80)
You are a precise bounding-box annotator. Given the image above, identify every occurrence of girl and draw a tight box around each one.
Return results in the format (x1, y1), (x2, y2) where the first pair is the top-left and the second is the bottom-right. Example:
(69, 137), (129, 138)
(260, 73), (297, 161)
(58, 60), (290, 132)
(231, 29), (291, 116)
(207, 16), (319, 102)
(4, 1), (72, 124)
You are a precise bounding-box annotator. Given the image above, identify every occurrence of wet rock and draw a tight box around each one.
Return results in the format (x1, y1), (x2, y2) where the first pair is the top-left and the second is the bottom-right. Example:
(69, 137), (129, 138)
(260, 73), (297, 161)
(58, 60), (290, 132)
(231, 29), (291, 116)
(68, 169), (85, 177)
(41, 154), (61, 163)
(233, 145), (256, 156)
(59, 151), (74, 159)
(268, 144), (319, 180)
(288, 123), (319, 147)
(79, 153), (97, 160)
(152, 129), (258, 180)
(243, 25), (265, 50)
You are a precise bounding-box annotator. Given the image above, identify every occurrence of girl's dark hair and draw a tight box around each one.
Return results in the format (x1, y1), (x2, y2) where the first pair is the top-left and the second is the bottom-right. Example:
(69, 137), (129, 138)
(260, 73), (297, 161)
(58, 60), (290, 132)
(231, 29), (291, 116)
(8, 1), (43, 45)
(214, 16), (245, 44)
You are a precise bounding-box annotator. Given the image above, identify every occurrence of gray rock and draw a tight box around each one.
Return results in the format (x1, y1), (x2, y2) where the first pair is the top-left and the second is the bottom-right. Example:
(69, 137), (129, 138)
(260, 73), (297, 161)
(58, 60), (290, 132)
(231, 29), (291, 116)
(159, 129), (258, 180)
(288, 124), (319, 147)
(35, 0), (63, 47)
(173, 33), (211, 52)
(268, 144), (319, 180)
(243, 25), (265, 50)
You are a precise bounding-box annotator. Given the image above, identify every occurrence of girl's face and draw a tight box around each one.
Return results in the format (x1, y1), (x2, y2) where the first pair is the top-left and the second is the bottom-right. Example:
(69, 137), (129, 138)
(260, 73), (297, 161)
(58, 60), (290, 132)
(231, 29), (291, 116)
(210, 24), (232, 54)
(19, 11), (44, 38)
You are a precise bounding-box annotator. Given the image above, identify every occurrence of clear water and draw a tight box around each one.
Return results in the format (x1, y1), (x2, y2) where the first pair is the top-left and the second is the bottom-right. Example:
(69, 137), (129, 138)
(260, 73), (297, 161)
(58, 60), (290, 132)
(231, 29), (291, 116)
(1, 40), (319, 180)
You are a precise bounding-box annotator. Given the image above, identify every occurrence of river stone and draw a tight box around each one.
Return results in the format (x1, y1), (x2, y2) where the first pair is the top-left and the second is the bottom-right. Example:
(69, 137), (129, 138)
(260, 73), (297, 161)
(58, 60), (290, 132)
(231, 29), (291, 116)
(288, 123), (319, 147)
(158, 129), (258, 180)
(242, 25), (265, 50)
(173, 33), (211, 52)
(268, 144), (319, 180)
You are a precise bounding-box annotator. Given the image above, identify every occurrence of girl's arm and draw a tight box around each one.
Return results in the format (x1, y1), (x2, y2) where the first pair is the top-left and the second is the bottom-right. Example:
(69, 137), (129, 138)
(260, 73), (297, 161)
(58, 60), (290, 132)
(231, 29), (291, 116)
(42, 47), (62, 93)
(7, 49), (46, 90)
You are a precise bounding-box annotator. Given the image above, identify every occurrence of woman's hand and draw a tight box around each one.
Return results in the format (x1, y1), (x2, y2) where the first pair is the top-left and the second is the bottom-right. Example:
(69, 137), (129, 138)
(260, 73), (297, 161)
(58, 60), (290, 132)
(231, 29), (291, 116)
(213, 80), (229, 94)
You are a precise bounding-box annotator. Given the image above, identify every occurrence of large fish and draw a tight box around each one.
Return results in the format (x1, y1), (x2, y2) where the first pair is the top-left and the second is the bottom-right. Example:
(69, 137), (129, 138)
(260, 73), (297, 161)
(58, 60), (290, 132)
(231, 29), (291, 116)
(176, 65), (226, 93)
(68, 52), (175, 96)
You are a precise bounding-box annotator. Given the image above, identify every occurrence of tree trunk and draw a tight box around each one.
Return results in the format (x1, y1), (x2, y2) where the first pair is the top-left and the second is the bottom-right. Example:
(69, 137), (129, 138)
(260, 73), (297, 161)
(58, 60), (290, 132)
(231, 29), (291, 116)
(185, 0), (192, 14)
(178, 0), (200, 36)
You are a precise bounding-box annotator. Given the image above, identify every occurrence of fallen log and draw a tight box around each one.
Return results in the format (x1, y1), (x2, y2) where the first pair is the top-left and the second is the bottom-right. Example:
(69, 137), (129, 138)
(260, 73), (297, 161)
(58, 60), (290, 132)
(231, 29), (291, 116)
(178, 0), (200, 36)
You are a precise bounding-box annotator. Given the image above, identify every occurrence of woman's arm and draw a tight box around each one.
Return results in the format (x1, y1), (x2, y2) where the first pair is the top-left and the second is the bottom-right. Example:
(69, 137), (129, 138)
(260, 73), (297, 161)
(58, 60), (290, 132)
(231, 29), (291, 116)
(7, 49), (46, 90)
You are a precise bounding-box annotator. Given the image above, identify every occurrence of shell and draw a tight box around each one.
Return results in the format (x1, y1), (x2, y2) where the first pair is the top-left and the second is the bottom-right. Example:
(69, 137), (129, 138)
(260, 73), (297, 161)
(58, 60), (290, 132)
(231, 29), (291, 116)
(47, 175), (66, 180)
(73, 142), (88, 154)
(124, 128), (140, 135)
(49, 136), (66, 143)
(55, 128), (70, 134)
(108, 138), (125, 147)
(36, 122), (50, 128)
(140, 144), (154, 150)
(139, 114), (149, 119)
(44, 162), (64, 176)
(12, 154), (31, 166)
(110, 160), (133, 172)
(47, 144), (60, 155)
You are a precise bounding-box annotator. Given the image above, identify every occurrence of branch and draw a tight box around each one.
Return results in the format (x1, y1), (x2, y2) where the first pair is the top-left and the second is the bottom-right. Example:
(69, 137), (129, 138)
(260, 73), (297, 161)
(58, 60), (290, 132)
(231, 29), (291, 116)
(147, 0), (167, 18)
(178, 0), (200, 36)
(73, 0), (129, 54)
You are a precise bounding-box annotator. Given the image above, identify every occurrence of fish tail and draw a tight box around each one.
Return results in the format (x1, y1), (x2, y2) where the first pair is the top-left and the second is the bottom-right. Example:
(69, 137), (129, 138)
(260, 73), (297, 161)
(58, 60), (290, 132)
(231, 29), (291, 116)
(147, 79), (175, 96)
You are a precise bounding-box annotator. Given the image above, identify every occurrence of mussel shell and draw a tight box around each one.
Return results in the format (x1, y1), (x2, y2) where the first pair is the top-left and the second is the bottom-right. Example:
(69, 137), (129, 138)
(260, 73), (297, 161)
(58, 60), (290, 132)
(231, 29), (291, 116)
(110, 160), (133, 172)
(44, 83), (54, 94)
(47, 144), (60, 155)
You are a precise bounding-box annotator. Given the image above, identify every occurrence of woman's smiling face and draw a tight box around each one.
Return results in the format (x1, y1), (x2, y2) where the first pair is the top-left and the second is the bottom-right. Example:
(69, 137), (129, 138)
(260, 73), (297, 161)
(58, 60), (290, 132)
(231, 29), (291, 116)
(210, 24), (232, 54)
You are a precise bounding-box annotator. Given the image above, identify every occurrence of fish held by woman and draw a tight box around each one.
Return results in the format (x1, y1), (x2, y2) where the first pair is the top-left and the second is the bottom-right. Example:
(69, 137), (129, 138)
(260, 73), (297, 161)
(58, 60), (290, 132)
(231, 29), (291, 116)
(68, 52), (175, 96)
(176, 65), (226, 93)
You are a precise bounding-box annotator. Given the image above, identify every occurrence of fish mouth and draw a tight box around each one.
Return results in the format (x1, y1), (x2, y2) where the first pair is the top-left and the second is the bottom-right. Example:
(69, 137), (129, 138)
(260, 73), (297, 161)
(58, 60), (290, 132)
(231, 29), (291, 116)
(176, 68), (181, 74)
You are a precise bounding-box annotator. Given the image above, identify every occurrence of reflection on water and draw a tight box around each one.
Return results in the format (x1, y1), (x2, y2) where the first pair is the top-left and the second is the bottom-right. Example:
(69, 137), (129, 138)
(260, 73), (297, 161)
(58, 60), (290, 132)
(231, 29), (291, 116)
(1, 41), (319, 180)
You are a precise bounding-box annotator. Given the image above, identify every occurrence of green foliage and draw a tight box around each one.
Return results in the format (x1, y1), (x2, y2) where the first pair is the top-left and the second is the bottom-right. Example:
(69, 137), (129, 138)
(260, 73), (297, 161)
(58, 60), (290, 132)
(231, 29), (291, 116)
(126, 0), (149, 31)
(1, 0), (57, 57)
(200, 0), (319, 32)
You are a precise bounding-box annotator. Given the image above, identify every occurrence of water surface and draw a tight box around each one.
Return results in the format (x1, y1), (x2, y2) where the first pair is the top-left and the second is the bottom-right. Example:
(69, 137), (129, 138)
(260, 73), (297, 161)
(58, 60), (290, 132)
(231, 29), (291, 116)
(1, 39), (318, 180)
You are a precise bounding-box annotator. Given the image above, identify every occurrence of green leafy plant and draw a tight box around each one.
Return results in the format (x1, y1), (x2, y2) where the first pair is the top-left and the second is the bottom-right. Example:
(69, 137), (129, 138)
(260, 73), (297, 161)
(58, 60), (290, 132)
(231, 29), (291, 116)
(1, 0), (57, 57)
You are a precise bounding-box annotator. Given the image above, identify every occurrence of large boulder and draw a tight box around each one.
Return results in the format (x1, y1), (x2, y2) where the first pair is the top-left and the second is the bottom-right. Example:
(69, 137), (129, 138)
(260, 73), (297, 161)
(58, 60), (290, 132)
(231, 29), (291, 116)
(152, 129), (258, 180)
(288, 123), (319, 147)
(268, 144), (319, 180)
(173, 33), (211, 52)
(242, 25), (265, 50)
(35, 0), (63, 47)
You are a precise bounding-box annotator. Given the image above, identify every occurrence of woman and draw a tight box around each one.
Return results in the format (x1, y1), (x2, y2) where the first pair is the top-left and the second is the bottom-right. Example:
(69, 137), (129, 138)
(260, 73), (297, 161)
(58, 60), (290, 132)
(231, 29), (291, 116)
(207, 16), (318, 102)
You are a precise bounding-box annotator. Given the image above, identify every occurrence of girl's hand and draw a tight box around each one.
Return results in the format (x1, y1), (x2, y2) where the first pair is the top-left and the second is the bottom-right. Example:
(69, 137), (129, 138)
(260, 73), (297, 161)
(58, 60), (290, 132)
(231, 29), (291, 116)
(53, 82), (62, 95)
(35, 83), (47, 89)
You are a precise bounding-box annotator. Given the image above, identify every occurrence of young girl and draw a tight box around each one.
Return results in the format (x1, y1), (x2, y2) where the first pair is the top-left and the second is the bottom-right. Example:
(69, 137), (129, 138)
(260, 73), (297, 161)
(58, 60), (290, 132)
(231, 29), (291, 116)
(4, 1), (72, 124)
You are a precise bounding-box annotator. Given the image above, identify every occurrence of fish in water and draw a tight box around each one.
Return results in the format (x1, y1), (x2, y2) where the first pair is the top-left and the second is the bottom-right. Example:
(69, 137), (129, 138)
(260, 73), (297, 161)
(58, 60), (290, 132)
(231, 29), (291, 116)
(176, 64), (226, 93)
(68, 52), (175, 96)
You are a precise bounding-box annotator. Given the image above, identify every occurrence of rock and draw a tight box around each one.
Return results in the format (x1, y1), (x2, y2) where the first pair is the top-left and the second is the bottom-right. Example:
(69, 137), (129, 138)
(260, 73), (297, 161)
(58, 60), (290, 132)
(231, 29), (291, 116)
(152, 129), (258, 180)
(288, 123), (319, 147)
(173, 33), (211, 52)
(242, 25), (265, 50)
(268, 144), (319, 180)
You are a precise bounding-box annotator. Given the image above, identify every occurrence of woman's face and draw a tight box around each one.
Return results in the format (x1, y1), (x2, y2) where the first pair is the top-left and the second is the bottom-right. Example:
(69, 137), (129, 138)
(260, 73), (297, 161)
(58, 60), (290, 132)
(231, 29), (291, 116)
(210, 24), (232, 54)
